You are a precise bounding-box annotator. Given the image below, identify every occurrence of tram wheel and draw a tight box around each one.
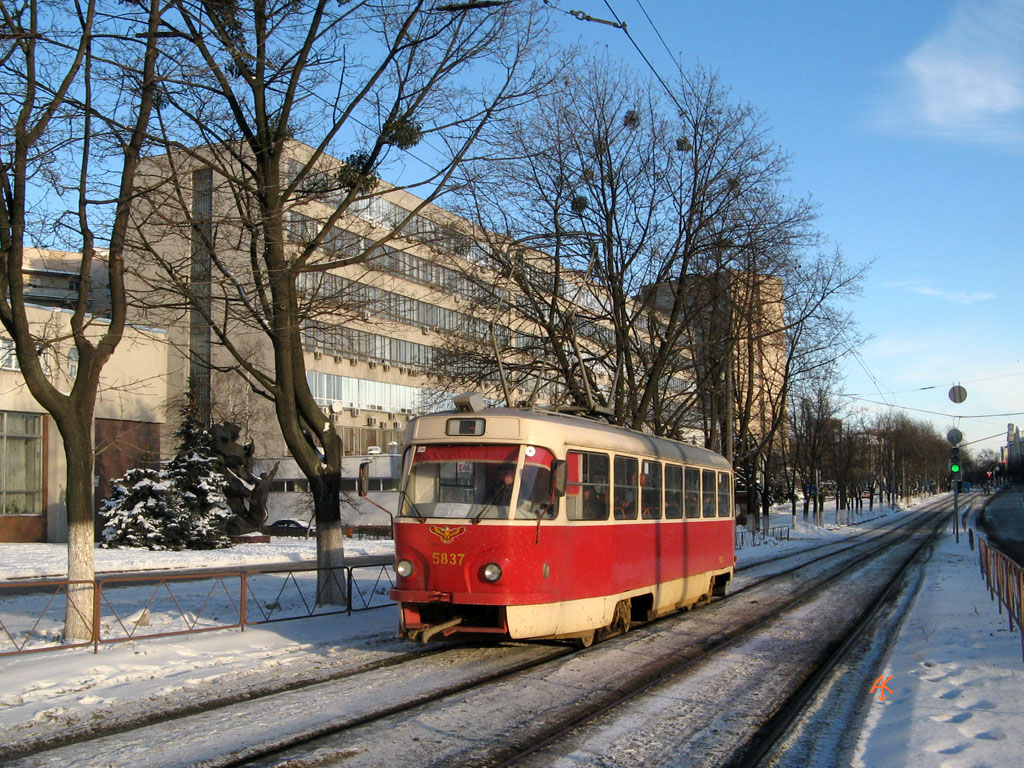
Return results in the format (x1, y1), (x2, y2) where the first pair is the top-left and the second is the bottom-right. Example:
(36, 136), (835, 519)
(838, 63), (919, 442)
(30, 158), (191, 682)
(612, 599), (631, 635)
(574, 629), (596, 649)
(597, 600), (632, 642)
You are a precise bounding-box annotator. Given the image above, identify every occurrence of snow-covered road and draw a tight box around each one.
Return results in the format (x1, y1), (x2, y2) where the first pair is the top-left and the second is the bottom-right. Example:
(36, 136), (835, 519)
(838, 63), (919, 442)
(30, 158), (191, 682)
(1, 493), (1021, 767)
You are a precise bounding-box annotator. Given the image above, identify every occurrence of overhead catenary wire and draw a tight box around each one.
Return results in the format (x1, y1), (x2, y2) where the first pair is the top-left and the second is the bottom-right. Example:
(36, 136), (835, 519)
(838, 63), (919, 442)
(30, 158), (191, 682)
(841, 370), (1024, 398)
(837, 395), (1024, 421)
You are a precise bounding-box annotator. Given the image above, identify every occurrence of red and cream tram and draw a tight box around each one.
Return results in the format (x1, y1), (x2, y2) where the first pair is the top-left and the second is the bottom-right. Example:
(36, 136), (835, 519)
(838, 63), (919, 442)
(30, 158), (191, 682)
(390, 395), (735, 646)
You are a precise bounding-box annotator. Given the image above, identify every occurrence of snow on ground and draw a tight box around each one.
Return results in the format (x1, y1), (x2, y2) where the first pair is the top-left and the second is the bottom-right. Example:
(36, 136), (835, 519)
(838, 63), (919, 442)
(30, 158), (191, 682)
(1, 496), (1021, 766)
(852, 511), (1023, 767)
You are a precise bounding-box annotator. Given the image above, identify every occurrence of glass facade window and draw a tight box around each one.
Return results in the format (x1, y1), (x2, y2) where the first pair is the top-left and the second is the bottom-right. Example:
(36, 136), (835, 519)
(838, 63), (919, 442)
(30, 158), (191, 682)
(306, 370), (423, 413)
(285, 210), (503, 304)
(0, 412), (43, 515)
(301, 321), (436, 369)
(297, 271), (508, 343)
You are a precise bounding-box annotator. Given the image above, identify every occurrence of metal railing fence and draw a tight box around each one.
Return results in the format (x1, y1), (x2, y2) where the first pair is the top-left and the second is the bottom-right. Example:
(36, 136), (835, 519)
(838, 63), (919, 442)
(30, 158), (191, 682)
(978, 538), (1024, 662)
(0, 557), (394, 657)
(735, 525), (791, 549)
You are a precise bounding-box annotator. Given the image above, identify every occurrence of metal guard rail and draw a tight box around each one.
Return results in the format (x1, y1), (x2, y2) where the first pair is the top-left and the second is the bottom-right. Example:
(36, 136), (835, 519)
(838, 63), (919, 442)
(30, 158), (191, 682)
(0, 558), (395, 657)
(735, 525), (791, 549)
(978, 538), (1024, 662)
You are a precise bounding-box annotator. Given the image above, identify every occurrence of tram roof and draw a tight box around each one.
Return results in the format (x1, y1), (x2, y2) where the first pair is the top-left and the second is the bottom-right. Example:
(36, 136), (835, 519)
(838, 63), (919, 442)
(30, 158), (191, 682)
(411, 407), (732, 471)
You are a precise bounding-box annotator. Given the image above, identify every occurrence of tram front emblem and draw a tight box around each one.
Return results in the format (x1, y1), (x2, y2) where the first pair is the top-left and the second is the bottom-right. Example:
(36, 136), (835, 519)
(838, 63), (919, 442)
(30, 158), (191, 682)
(429, 525), (467, 544)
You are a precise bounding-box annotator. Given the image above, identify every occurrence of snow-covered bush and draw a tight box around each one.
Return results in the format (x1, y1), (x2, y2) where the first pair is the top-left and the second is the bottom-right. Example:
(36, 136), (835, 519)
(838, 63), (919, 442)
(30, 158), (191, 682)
(101, 389), (234, 550)
(101, 457), (234, 551)
(100, 468), (187, 550)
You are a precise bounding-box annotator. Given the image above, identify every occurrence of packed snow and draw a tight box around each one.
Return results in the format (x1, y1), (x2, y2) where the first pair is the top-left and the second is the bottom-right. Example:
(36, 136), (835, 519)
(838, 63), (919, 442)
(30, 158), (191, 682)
(0, 496), (1020, 767)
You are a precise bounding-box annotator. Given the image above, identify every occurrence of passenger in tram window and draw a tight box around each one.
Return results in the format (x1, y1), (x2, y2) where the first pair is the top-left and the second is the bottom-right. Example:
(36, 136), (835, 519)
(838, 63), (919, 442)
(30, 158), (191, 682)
(623, 473), (638, 518)
(614, 455), (639, 519)
(582, 485), (608, 519)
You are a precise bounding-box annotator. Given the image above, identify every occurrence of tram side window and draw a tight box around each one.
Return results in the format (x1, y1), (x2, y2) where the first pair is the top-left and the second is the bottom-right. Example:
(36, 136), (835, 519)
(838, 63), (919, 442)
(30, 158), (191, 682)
(684, 467), (700, 518)
(718, 472), (732, 517)
(614, 455), (639, 520)
(665, 464), (683, 519)
(641, 460), (662, 519)
(565, 451), (610, 521)
(702, 468), (717, 518)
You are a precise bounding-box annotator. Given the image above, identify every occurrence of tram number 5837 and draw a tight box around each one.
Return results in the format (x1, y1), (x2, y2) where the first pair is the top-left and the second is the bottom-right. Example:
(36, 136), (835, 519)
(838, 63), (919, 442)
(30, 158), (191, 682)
(431, 551), (466, 566)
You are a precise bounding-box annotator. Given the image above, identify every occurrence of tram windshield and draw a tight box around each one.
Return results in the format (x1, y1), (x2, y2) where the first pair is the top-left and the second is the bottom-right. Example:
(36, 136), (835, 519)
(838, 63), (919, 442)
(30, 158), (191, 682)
(400, 444), (557, 520)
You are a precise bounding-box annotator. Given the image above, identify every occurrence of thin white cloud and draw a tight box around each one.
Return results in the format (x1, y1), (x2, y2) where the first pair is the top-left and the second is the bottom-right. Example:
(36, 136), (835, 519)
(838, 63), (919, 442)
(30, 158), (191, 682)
(884, 280), (996, 303)
(877, 0), (1024, 143)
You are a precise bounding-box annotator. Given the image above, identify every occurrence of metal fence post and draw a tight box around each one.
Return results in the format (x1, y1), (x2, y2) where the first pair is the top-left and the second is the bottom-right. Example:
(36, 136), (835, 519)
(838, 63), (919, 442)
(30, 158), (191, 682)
(93, 580), (101, 654)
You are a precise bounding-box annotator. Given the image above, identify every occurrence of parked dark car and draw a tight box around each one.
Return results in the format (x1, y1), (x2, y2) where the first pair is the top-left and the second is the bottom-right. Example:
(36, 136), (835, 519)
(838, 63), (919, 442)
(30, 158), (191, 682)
(262, 519), (315, 537)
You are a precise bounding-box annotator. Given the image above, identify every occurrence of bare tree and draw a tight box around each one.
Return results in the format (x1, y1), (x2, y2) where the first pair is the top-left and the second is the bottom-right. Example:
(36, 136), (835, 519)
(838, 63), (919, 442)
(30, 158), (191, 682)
(441, 55), (865, 484)
(869, 411), (948, 503)
(125, 0), (558, 603)
(0, 0), (161, 639)
(442, 61), (804, 426)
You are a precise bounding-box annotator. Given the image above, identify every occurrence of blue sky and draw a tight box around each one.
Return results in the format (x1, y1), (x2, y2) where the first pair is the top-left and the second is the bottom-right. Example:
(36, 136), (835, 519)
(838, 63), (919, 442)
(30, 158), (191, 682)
(553, 0), (1024, 458)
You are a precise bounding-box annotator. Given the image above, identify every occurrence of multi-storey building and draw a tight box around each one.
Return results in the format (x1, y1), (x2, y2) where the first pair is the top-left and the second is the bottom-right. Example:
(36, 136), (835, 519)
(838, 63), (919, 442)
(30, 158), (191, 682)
(1, 250), (168, 542)
(5, 141), (789, 541)
(125, 142), (519, 524)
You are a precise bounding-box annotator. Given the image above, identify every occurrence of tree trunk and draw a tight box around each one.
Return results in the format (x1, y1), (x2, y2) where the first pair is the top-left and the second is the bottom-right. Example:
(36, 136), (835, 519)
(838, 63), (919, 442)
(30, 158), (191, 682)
(312, 458), (346, 606)
(60, 414), (96, 641)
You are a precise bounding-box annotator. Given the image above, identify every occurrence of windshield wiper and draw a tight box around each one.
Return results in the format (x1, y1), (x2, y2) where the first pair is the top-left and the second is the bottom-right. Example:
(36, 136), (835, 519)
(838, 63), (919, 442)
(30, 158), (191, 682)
(399, 491), (426, 520)
(470, 500), (497, 522)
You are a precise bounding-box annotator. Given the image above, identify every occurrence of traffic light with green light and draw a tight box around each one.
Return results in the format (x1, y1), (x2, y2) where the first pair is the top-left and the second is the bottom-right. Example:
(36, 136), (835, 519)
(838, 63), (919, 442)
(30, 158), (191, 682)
(950, 446), (961, 474)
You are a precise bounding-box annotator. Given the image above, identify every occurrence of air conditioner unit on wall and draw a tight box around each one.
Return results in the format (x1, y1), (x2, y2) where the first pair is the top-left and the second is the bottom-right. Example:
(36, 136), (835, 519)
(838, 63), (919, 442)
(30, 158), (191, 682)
(366, 417), (377, 427)
(349, 407), (359, 417)
(313, 351), (322, 359)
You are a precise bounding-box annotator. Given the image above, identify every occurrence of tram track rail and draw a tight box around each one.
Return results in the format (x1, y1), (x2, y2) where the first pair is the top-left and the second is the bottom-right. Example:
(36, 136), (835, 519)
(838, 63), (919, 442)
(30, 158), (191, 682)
(223, 507), (953, 766)
(1, 502), (953, 768)
(725, 505), (949, 767)
(493, 499), (953, 768)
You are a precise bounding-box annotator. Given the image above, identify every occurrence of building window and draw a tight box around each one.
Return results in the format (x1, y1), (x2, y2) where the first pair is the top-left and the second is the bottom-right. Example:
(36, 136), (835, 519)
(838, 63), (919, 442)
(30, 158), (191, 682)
(1, 337), (19, 371)
(0, 412), (43, 515)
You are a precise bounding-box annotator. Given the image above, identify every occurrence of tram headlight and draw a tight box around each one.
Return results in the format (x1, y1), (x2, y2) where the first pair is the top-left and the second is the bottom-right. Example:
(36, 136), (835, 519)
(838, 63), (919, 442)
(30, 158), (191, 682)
(396, 559), (414, 578)
(482, 562), (502, 583)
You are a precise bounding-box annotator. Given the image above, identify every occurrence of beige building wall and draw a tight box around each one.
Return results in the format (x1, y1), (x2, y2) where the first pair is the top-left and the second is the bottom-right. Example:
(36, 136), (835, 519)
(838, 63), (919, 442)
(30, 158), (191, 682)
(127, 142), (503, 475)
(1, 303), (168, 542)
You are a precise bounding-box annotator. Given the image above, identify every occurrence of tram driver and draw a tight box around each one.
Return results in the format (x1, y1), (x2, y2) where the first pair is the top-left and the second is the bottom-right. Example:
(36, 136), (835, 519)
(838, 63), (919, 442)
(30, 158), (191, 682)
(486, 464), (516, 507)
(582, 485), (608, 519)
